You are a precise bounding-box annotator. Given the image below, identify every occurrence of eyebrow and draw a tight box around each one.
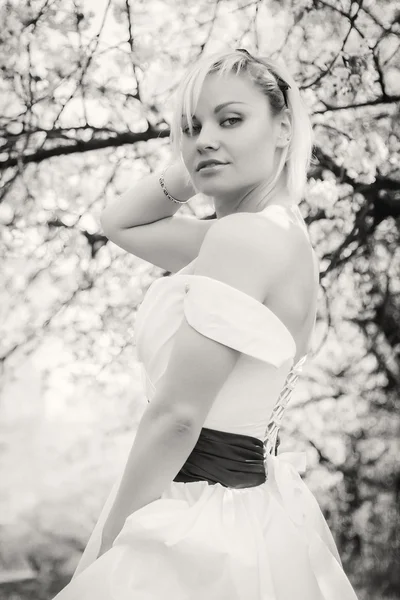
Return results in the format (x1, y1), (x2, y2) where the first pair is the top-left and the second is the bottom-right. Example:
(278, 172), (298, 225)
(214, 101), (247, 113)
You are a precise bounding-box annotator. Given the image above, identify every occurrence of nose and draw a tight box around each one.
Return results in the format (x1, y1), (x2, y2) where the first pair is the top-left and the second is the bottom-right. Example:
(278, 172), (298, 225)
(195, 123), (220, 153)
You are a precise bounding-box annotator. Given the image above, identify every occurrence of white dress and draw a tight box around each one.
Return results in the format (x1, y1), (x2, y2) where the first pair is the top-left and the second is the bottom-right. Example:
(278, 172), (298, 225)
(52, 205), (359, 600)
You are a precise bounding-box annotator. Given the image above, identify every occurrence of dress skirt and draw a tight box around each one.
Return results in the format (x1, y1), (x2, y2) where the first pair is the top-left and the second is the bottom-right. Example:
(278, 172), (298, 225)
(51, 445), (359, 600)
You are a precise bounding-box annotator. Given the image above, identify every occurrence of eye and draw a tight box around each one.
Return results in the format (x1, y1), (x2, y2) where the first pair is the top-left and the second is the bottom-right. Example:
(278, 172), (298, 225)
(221, 116), (242, 127)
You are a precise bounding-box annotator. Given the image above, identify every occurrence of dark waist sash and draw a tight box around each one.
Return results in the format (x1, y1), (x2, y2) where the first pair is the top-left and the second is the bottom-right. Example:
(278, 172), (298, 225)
(173, 427), (266, 489)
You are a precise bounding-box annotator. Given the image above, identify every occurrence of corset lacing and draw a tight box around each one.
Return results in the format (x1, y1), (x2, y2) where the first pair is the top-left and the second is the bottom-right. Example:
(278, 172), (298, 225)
(172, 355), (308, 489)
(263, 354), (308, 458)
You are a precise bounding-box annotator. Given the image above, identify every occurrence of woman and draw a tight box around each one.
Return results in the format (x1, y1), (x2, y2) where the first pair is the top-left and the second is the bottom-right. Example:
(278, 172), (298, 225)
(53, 49), (359, 599)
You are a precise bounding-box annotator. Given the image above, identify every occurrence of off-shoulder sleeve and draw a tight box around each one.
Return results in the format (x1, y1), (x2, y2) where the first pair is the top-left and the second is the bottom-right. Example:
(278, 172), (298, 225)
(183, 275), (296, 369)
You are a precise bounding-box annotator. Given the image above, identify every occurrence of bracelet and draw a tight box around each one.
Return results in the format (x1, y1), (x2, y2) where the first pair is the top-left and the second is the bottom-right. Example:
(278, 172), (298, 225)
(159, 168), (191, 205)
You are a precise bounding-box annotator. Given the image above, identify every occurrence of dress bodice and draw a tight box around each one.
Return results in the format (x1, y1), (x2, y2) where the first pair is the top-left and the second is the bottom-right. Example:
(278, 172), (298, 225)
(134, 204), (317, 448)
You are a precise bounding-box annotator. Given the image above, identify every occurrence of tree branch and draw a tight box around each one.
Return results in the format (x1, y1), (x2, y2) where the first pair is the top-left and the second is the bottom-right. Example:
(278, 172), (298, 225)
(0, 128), (170, 170)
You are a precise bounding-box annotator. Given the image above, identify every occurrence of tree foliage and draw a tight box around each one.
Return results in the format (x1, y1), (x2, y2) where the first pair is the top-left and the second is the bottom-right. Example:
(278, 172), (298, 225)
(1, 0), (400, 598)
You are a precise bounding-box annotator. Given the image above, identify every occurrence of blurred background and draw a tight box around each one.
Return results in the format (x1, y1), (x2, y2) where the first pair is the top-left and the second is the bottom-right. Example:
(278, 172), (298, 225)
(0, 0), (399, 598)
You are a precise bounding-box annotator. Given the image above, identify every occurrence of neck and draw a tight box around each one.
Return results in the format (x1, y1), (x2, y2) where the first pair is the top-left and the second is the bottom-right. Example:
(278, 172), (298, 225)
(213, 174), (295, 219)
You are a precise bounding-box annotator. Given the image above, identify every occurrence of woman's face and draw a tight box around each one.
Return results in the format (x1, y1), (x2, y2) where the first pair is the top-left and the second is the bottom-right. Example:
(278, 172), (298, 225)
(180, 72), (288, 201)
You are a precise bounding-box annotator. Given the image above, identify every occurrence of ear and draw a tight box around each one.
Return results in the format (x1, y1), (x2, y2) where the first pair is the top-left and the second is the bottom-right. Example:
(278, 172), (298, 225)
(275, 109), (292, 148)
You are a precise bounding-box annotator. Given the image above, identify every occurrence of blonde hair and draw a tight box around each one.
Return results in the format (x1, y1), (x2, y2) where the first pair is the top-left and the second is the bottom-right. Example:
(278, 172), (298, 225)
(170, 49), (313, 204)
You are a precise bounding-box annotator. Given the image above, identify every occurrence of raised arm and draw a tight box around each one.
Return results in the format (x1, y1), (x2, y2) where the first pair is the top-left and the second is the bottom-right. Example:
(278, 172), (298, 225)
(100, 160), (195, 231)
(99, 160), (215, 272)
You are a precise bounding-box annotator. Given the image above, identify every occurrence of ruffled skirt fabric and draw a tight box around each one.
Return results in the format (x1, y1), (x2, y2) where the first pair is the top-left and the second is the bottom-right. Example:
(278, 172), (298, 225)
(52, 452), (358, 600)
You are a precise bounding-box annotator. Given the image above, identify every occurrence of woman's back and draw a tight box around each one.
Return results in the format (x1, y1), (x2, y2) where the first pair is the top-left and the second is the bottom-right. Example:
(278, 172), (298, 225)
(258, 204), (320, 363)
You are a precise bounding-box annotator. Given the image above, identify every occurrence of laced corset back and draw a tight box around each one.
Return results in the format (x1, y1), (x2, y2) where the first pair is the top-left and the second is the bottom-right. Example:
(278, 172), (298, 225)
(263, 354), (308, 457)
(262, 205), (317, 457)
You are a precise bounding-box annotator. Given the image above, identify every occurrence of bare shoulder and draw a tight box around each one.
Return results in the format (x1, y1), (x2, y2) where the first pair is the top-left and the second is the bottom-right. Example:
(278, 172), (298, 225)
(193, 210), (307, 300)
(200, 209), (307, 271)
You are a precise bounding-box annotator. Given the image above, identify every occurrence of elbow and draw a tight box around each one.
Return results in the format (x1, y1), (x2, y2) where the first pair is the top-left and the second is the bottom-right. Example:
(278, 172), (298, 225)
(150, 397), (201, 435)
(100, 210), (113, 232)
(100, 211), (120, 239)
(173, 405), (202, 432)
(164, 408), (200, 435)
(170, 416), (198, 436)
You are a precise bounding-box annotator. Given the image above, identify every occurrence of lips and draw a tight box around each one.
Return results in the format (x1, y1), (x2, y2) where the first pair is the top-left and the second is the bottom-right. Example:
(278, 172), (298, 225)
(196, 160), (228, 171)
